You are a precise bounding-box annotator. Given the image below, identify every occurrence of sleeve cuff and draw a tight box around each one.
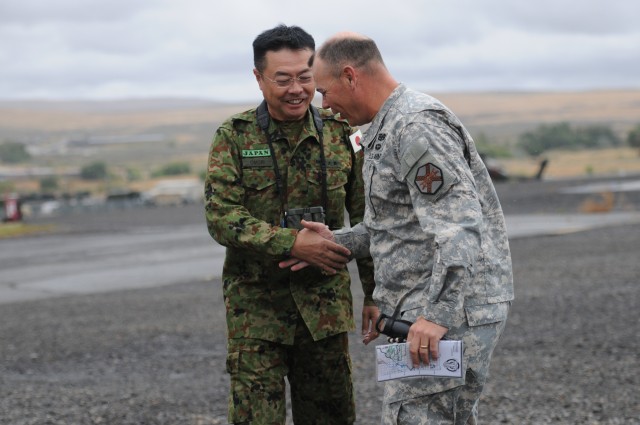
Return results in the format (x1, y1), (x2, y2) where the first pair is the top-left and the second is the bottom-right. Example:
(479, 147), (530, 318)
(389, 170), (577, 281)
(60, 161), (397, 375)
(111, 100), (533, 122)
(272, 228), (299, 257)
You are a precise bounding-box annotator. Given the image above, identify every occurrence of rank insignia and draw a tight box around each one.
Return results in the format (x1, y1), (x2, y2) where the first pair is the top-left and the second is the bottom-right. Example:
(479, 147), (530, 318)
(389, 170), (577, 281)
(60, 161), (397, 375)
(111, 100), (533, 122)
(414, 163), (443, 194)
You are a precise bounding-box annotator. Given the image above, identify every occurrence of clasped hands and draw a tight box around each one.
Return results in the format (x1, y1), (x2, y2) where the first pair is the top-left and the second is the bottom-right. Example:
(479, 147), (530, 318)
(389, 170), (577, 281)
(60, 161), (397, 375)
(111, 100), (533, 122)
(280, 220), (381, 346)
(279, 220), (349, 274)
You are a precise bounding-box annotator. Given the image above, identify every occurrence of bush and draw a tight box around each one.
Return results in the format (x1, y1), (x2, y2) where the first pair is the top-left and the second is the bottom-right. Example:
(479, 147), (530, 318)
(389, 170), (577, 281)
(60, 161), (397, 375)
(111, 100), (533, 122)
(0, 141), (31, 163)
(126, 167), (143, 182)
(473, 132), (512, 159)
(80, 161), (108, 180)
(39, 176), (59, 192)
(152, 162), (191, 177)
(518, 122), (621, 156)
(577, 125), (621, 148)
(628, 124), (640, 149)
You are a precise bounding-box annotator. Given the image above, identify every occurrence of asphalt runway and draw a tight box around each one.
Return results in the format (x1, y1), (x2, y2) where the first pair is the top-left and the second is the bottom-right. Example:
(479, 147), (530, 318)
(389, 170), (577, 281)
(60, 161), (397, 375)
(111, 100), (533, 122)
(4, 210), (640, 306)
(3, 175), (640, 305)
(1, 175), (639, 424)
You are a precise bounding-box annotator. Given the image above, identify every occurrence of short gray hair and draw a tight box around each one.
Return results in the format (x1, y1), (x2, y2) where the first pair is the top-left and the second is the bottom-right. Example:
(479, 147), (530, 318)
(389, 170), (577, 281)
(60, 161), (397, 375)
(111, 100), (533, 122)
(317, 36), (384, 77)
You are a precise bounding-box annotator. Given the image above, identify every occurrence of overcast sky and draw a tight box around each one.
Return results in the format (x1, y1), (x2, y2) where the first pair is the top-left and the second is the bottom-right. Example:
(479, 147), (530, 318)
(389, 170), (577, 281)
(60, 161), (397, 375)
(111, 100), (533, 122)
(1, 0), (639, 103)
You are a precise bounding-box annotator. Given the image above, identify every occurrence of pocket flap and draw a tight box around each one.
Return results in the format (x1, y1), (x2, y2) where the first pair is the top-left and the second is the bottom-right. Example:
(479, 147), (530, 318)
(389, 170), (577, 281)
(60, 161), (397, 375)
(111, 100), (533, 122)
(465, 302), (509, 327)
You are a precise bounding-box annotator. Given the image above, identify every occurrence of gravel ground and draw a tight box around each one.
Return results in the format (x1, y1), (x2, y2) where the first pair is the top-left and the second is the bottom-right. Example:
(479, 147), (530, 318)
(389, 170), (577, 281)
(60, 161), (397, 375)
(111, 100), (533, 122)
(1, 177), (639, 424)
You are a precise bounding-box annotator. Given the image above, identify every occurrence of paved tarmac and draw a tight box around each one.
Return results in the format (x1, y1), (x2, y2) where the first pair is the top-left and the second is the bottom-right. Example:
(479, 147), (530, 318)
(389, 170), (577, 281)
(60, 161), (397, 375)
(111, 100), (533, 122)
(1, 175), (639, 424)
(3, 174), (640, 305)
(3, 209), (640, 306)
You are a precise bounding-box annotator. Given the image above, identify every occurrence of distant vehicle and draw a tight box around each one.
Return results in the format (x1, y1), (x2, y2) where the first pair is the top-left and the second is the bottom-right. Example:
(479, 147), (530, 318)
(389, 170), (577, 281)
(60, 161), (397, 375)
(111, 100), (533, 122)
(479, 154), (548, 182)
(2, 193), (23, 222)
(106, 190), (142, 202)
(105, 190), (143, 209)
(141, 179), (203, 206)
(480, 154), (509, 182)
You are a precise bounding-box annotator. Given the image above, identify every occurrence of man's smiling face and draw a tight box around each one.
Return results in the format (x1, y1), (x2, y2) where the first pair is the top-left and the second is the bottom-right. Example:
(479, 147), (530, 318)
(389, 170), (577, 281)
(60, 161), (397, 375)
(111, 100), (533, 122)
(255, 48), (315, 122)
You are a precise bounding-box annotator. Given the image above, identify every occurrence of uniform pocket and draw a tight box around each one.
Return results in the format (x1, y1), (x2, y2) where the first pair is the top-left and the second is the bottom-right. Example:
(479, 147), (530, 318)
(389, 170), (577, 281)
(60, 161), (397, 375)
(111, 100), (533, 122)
(242, 168), (276, 192)
(307, 167), (349, 190)
(464, 302), (510, 327)
(307, 167), (349, 226)
(241, 169), (279, 222)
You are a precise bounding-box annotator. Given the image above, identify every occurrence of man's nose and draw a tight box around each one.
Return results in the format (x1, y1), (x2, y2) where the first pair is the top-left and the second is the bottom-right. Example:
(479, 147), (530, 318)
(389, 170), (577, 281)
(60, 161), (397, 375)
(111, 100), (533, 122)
(288, 80), (304, 93)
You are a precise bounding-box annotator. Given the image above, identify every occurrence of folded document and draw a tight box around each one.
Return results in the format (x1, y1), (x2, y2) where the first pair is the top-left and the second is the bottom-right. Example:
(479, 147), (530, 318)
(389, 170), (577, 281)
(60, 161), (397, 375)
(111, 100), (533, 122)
(376, 340), (463, 381)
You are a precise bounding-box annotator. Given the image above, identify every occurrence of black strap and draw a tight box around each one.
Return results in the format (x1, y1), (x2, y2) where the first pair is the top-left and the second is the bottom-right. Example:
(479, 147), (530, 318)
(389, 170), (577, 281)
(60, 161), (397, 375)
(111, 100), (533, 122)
(256, 101), (328, 225)
(256, 101), (286, 220)
(310, 106), (329, 217)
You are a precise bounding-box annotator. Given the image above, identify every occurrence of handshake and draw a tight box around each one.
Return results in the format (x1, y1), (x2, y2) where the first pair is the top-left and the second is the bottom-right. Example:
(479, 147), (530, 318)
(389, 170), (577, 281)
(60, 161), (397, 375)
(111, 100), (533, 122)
(278, 219), (351, 275)
(280, 220), (381, 347)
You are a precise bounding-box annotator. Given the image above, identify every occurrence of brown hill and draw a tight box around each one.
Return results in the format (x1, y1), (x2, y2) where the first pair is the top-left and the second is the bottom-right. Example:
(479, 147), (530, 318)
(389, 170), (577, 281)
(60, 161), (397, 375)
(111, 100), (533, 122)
(1, 90), (639, 138)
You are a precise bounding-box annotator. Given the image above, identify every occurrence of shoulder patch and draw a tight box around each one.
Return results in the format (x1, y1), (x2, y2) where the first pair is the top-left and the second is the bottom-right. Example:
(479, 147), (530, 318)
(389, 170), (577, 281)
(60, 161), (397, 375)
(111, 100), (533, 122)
(414, 163), (444, 195)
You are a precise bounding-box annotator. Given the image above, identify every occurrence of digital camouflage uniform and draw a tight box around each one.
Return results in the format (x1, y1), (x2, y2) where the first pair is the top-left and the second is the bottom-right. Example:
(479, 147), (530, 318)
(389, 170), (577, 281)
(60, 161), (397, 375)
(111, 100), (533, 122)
(333, 84), (514, 424)
(205, 102), (375, 424)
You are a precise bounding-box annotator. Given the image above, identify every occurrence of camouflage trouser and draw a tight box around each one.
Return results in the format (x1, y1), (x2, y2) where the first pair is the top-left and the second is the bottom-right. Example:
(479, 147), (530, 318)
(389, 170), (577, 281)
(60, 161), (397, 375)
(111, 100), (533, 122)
(381, 378), (481, 425)
(381, 313), (509, 425)
(226, 319), (355, 425)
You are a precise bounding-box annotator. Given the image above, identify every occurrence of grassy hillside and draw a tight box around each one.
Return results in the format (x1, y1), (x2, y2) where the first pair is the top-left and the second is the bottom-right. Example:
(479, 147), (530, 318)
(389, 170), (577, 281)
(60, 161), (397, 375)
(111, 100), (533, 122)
(2, 89), (639, 139)
(1, 90), (639, 196)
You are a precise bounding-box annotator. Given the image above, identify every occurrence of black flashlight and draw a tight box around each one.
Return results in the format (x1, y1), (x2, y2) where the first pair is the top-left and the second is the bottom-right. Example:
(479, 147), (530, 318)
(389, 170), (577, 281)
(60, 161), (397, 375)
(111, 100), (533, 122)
(375, 313), (413, 341)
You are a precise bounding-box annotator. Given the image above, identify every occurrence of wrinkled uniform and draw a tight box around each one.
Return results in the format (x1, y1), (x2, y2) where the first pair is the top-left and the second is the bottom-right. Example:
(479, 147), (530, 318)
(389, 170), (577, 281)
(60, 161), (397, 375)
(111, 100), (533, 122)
(205, 104), (374, 424)
(334, 84), (514, 424)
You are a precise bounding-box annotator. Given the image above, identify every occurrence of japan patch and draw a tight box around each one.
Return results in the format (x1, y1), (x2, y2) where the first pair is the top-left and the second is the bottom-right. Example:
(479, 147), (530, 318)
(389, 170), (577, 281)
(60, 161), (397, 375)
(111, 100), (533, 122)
(414, 163), (444, 195)
(349, 129), (363, 153)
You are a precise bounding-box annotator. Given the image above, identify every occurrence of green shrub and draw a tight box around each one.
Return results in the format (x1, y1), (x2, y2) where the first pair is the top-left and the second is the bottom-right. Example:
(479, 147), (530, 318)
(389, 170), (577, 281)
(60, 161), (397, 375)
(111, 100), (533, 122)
(152, 162), (191, 177)
(518, 122), (621, 156)
(628, 123), (640, 149)
(39, 176), (59, 192)
(80, 161), (108, 180)
(0, 141), (31, 163)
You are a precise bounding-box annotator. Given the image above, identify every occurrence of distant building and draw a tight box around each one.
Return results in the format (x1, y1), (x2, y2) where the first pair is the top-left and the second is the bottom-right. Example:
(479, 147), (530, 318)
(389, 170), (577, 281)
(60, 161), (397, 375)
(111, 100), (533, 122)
(142, 179), (203, 206)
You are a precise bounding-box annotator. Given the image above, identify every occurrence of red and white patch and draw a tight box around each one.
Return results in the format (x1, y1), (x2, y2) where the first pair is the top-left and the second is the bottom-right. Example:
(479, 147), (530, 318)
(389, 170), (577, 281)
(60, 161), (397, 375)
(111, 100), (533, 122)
(414, 163), (444, 194)
(349, 130), (363, 153)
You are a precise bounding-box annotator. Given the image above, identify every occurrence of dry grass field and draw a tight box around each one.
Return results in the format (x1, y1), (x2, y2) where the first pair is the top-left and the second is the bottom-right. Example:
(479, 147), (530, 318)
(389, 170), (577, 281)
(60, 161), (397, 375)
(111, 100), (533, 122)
(2, 89), (639, 135)
(436, 90), (640, 127)
(501, 147), (640, 179)
(1, 90), (639, 195)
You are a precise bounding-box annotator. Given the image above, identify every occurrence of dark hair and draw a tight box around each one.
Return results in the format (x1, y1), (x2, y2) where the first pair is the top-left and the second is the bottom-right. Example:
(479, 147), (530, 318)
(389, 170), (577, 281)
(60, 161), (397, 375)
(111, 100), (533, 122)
(317, 36), (384, 78)
(253, 24), (315, 73)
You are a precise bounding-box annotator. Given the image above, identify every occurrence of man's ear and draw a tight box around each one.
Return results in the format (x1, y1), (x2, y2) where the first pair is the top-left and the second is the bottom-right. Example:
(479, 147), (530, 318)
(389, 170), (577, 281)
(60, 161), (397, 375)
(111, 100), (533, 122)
(343, 66), (356, 88)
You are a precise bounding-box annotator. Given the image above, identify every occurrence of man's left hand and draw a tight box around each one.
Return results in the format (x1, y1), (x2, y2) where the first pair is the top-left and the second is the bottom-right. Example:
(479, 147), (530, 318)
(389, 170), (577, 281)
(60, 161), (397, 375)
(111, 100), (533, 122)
(407, 317), (448, 367)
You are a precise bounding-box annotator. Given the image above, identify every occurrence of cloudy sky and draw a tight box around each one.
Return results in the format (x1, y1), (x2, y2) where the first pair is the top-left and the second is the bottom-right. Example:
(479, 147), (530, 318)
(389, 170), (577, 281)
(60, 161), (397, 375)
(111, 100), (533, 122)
(1, 0), (639, 103)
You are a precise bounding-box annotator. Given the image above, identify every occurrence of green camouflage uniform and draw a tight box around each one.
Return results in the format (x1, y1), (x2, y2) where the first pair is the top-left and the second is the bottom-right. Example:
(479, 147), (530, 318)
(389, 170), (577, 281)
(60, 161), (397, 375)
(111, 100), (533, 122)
(205, 103), (374, 424)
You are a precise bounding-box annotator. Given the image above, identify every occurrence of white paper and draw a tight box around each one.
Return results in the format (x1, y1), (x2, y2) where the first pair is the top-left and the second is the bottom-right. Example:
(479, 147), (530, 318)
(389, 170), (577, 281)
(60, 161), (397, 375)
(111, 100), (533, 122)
(376, 340), (463, 381)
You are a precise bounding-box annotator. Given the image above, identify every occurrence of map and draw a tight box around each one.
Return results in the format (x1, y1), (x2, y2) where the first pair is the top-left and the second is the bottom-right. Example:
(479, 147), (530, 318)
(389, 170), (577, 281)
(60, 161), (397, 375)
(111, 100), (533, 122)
(376, 340), (463, 381)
